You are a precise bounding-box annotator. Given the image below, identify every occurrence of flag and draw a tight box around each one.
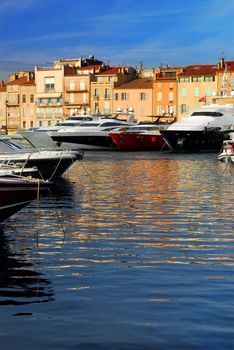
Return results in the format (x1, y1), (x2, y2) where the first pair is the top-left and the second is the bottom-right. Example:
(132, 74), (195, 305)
(199, 96), (206, 102)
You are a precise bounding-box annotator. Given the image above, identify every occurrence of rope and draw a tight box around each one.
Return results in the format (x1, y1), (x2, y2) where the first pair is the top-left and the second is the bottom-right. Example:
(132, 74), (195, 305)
(48, 154), (64, 181)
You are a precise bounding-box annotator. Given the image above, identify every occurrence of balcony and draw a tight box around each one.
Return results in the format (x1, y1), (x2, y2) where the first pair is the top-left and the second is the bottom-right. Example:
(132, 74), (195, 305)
(66, 89), (88, 93)
(7, 101), (19, 106)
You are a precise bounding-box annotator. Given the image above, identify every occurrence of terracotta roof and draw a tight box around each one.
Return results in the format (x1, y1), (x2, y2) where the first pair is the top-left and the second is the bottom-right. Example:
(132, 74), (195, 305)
(97, 66), (133, 75)
(64, 64), (103, 76)
(7, 76), (35, 85)
(178, 64), (217, 76)
(115, 78), (153, 90)
(217, 60), (234, 72)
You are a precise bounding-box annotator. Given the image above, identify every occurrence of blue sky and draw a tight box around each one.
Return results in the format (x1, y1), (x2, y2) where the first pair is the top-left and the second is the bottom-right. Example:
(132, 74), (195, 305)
(0, 0), (234, 81)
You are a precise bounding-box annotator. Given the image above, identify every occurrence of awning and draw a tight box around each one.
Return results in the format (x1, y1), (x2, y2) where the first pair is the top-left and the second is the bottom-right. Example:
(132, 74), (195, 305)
(37, 93), (62, 98)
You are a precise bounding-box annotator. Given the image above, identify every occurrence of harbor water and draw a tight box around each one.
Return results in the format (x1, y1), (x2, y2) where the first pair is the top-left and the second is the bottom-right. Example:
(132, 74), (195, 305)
(0, 151), (234, 350)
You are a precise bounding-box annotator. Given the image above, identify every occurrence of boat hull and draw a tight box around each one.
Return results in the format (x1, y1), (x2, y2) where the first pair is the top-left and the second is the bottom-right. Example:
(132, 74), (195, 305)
(109, 132), (167, 150)
(162, 129), (227, 152)
(0, 154), (78, 179)
(0, 177), (49, 222)
(51, 134), (117, 150)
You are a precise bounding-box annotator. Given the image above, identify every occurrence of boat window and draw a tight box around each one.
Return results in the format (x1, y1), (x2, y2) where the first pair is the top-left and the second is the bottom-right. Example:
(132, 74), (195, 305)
(79, 123), (100, 127)
(60, 122), (81, 126)
(4, 140), (23, 149)
(191, 112), (223, 117)
(101, 122), (126, 127)
(69, 116), (93, 121)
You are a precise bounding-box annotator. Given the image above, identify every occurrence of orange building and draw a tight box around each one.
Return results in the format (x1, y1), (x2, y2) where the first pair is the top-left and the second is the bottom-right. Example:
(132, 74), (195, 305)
(153, 65), (182, 121)
(112, 77), (153, 122)
(6, 72), (36, 130)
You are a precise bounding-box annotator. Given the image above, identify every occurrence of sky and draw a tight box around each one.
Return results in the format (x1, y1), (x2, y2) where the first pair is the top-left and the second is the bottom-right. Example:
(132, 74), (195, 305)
(0, 0), (234, 81)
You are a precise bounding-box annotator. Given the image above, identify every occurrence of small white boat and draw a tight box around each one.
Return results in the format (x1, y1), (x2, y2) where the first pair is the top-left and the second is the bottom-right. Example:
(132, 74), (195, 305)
(218, 133), (234, 163)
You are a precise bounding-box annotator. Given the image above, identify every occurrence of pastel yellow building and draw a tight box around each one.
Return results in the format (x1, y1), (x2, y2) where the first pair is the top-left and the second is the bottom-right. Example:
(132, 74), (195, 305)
(91, 66), (137, 115)
(64, 64), (102, 117)
(35, 66), (64, 127)
(177, 64), (217, 119)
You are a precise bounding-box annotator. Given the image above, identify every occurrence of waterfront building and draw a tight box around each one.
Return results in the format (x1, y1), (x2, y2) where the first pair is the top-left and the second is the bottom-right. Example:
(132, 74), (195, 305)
(0, 82), (7, 131)
(35, 66), (64, 128)
(1, 56), (234, 130)
(113, 77), (153, 122)
(213, 58), (234, 104)
(153, 65), (182, 122)
(6, 71), (36, 130)
(177, 64), (217, 119)
(91, 66), (137, 115)
(64, 64), (103, 117)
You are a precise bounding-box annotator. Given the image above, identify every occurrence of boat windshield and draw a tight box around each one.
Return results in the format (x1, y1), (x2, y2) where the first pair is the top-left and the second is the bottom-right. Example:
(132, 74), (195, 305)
(191, 112), (223, 117)
(0, 139), (23, 152)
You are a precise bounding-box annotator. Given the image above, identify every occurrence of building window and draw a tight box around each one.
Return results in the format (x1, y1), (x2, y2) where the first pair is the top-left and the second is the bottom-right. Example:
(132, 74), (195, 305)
(70, 93), (74, 104)
(181, 88), (187, 97)
(179, 77), (190, 82)
(206, 87), (212, 96)
(114, 93), (118, 100)
(80, 80), (85, 90)
(204, 76), (215, 82)
(121, 93), (128, 100)
(39, 121), (43, 127)
(192, 76), (202, 82)
(30, 121), (34, 128)
(23, 121), (26, 129)
(168, 92), (174, 102)
(22, 95), (26, 103)
(140, 92), (147, 100)
(70, 80), (75, 90)
(165, 71), (176, 78)
(94, 88), (99, 97)
(194, 87), (200, 96)
(157, 92), (162, 101)
(44, 77), (55, 92)
(104, 101), (110, 113)
(30, 94), (34, 103)
(156, 106), (162, 114)
(105, 88), (110, 99)
(180, 104), (189, 113)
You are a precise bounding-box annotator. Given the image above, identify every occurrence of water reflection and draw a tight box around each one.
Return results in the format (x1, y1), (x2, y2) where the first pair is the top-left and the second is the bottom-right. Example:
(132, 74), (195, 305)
(0, 152), (233, 349)
(0, 228), (54, 306)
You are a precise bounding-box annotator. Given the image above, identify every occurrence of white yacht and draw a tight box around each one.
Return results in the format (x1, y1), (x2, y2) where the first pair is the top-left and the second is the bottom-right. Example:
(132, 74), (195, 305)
(0, 136), (82, 180)
(161, 104), (234, 152)
(17, 114), (101, 149)
(49, 117), (136, 150)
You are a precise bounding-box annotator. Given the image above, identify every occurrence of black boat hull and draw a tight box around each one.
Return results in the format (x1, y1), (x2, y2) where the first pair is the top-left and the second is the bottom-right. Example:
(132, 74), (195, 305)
(51, 135), (117, 149)
(162, 129), (229, 152)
